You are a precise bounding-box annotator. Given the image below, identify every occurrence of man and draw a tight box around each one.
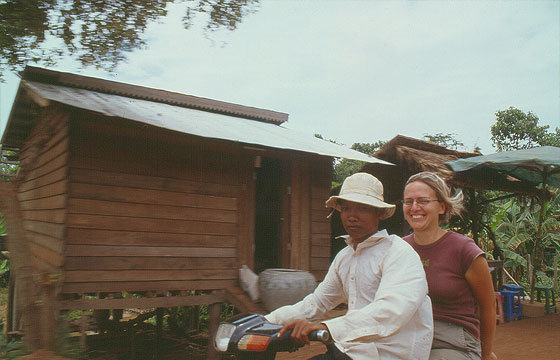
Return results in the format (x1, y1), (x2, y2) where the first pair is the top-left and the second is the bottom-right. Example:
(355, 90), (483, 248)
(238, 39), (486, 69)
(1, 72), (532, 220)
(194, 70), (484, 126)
(265, 172), (433, 359)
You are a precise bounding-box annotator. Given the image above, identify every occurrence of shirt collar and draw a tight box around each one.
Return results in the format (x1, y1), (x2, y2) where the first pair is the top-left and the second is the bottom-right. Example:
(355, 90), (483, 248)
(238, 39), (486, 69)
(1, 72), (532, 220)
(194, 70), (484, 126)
(337, 229), (389, 250)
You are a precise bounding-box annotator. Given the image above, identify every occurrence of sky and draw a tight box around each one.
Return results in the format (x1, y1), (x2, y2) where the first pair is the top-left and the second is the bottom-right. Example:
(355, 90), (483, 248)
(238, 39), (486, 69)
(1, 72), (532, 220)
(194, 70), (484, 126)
(1, 0), (559, 155)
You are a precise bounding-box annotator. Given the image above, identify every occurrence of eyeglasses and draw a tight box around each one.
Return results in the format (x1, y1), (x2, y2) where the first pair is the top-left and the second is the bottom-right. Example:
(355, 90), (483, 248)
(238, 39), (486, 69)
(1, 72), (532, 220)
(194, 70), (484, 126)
(402, 198), (441, 207)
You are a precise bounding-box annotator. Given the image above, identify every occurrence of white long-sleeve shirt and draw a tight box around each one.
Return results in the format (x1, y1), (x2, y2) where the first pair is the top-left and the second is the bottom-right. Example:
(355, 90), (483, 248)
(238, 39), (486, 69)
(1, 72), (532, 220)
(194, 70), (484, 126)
(265, 230), (433, 360)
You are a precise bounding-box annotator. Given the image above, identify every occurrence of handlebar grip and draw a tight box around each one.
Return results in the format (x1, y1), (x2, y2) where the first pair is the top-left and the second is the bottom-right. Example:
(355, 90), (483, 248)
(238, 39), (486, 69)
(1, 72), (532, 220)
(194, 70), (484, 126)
(308, 329), (332, 343)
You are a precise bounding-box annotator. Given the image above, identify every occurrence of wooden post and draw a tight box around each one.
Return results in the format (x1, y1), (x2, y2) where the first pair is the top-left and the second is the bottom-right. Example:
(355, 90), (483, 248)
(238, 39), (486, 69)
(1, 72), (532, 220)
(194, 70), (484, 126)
(206, 303), (221, 360)
(469, 189), (480, 245)
(0, 183), (41, 350)
(526, 255), (533, 303)
(40, 280), (59, 350)
(554, 252), (558, 296)
(80, 311), (87, 350)
(156, 308), (163, 359)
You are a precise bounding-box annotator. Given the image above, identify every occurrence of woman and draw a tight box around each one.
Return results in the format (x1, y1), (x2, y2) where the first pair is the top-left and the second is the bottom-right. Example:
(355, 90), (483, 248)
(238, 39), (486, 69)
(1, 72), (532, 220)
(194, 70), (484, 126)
(402, 171), (497, 360)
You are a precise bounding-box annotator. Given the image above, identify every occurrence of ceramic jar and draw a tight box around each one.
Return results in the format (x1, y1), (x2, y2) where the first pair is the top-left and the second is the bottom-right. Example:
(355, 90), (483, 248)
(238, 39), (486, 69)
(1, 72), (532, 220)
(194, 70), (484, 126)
(258, 268), (317, 312)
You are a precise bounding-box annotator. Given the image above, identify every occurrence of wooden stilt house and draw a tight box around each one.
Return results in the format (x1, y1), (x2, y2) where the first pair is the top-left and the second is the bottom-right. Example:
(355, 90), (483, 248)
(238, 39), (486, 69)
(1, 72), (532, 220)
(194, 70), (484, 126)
(0, 66), (387, 351)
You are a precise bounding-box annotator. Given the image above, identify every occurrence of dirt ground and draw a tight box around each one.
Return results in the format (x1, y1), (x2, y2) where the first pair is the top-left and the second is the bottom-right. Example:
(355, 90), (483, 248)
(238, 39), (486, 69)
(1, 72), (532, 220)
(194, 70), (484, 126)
(15, 313), (560, 360)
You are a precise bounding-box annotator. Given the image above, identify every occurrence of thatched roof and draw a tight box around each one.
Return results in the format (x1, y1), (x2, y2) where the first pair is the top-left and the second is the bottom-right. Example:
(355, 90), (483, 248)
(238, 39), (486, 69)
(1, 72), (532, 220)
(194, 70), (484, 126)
(362, 135), (541, 195)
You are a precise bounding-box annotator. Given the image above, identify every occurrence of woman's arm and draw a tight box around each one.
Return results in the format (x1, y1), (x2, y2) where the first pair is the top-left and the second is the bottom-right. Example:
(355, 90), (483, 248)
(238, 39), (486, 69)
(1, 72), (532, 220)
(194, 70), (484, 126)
(465, 255), (497, 360)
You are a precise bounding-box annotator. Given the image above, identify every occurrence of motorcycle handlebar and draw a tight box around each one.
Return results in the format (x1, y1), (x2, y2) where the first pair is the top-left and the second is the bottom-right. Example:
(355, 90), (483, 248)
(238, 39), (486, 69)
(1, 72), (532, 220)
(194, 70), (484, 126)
(308, 329), (332, 344)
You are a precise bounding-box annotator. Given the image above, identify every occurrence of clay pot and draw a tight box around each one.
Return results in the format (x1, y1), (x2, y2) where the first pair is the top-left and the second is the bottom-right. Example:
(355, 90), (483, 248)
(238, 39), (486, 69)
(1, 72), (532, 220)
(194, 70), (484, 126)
(258, 268), (317, 312)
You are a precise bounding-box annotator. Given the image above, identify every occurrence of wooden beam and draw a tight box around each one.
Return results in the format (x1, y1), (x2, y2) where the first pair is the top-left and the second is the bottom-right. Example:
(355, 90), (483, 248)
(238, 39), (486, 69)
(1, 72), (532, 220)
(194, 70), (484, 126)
(58, 293), (226, 310)
(224, 287), (267, 314)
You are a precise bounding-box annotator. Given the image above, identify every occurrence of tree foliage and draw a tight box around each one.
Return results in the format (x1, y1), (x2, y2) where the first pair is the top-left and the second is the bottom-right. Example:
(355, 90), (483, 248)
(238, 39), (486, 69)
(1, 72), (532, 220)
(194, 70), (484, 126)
(423, 132), (466, 150)
(0, 0), (259, 79)
(350, 141), (385, 156)
(491, 107), (560, 151)
(332, 141), (386, 187)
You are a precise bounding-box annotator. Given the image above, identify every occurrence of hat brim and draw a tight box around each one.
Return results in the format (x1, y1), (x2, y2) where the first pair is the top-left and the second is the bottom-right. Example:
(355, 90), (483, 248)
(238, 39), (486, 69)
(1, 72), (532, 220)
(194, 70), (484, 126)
(325, 194), (396, 220)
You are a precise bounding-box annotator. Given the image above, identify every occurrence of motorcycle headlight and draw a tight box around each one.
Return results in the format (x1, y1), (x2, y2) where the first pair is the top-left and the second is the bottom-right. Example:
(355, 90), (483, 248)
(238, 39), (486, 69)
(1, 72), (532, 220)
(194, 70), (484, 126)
(214, 323), (237, 352)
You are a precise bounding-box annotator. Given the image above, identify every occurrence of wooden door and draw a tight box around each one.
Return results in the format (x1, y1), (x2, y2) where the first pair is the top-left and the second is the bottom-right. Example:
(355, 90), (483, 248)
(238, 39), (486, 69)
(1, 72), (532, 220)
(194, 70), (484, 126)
(253, 157), (289, 273)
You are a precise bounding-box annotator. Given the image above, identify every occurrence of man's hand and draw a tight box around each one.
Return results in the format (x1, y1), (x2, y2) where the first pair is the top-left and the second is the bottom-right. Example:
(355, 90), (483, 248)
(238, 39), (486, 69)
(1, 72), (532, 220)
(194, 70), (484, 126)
(277, 319), (329, 345)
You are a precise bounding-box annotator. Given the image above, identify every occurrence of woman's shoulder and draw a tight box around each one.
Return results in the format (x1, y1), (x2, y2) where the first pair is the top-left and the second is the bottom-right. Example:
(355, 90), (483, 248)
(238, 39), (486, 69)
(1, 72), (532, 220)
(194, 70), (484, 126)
(445, 231), (483, 255)
(402, 233), (414, 245)
(445, 230), (473, 242)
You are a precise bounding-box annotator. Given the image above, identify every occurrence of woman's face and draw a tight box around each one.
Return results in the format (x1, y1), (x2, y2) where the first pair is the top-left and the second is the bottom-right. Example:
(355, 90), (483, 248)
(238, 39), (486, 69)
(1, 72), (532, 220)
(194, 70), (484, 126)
(403, 181), (446, 233)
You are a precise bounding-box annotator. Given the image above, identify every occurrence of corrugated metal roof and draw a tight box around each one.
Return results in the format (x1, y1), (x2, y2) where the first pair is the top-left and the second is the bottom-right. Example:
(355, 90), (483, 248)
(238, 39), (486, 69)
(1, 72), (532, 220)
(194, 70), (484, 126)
(20, 66), (289, 124)
(15, 80), (391, 164)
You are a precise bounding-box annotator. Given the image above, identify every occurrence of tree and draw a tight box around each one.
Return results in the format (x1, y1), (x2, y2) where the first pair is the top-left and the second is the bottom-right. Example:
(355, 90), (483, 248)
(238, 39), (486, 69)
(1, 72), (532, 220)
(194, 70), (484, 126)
(332, 141), (386, 187)
(488, 107), (560, 298)
(423, 132), (465, 150)
(491, 107), (560, 151)
(350, 141), (385, 156)
(492, 196), (560, 292)
(0, 0), (259, 80)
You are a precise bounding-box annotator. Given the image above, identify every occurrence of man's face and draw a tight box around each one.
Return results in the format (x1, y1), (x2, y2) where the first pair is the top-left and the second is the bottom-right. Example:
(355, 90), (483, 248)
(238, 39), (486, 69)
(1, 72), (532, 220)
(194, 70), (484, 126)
(339, 200), (380, 243)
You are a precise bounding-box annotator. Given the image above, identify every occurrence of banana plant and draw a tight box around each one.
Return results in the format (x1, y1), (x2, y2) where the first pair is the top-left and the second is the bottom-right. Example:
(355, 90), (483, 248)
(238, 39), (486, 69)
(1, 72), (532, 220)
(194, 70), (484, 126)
(492, 192), (560, 297)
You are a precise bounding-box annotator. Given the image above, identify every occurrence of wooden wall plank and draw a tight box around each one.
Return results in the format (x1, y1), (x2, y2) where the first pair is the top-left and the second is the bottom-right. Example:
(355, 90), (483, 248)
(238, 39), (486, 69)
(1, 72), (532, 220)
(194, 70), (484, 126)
(65, 245), (236, 258)
(311, 198), (328, 211)
(23, 209), (66, 223)
(65, 228), (236, 247)
(64, 257), (236, 270)
(28, 232), (64, 254)
(311, 221), (330, 235)
(310, 257), (331, 271)
(66, 214), (237, 235)
(68, 183), (237, 210)
(311, 246), (330, 258)
(59, 293), (226, 310)
(311, 210), (330, 222)
(68, 167), (240, 197)
(64, 269), (237, 282)
(68, 154), (238, 186)
(61, 279), (237, 293)
(18, 180), (67, 202)
(67, 198), (237, 223)
(68, 122), (243, 186)
(311, 183), (331, 201)
(30, 242), (64, 268)
(35, 137), (69, 169)
(24, 220), (65, 239)
(25, 152), (68, 182)
(18, 167), (68, 193)
(20, 195), (66, 210)
(312, 234), (331, 247)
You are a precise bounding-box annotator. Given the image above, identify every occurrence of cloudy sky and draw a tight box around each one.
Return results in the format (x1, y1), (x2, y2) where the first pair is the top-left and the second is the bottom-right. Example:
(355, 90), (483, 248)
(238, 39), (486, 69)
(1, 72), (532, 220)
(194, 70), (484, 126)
(1, 0), (558, 154)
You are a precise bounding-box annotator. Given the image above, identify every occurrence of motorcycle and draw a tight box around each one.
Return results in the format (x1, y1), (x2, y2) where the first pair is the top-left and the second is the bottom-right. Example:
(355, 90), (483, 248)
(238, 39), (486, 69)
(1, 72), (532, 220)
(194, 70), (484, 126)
(213, 312), (332, 360)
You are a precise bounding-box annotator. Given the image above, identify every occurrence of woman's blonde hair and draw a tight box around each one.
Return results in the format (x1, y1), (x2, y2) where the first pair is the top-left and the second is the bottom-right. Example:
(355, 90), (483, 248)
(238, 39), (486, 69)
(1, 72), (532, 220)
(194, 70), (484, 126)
(405, 171), (464, 223)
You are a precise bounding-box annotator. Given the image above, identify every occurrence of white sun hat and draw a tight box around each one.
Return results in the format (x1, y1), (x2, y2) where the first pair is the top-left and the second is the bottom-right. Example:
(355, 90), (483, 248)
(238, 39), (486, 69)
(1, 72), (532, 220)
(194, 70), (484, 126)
(325, 172), (396, 220)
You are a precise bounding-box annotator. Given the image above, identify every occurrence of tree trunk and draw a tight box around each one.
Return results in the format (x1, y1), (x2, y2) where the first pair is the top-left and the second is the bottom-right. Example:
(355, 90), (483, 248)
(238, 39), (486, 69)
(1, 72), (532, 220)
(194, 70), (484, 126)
(526, 254), (533, 303)
(0, 182), (41, 350)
